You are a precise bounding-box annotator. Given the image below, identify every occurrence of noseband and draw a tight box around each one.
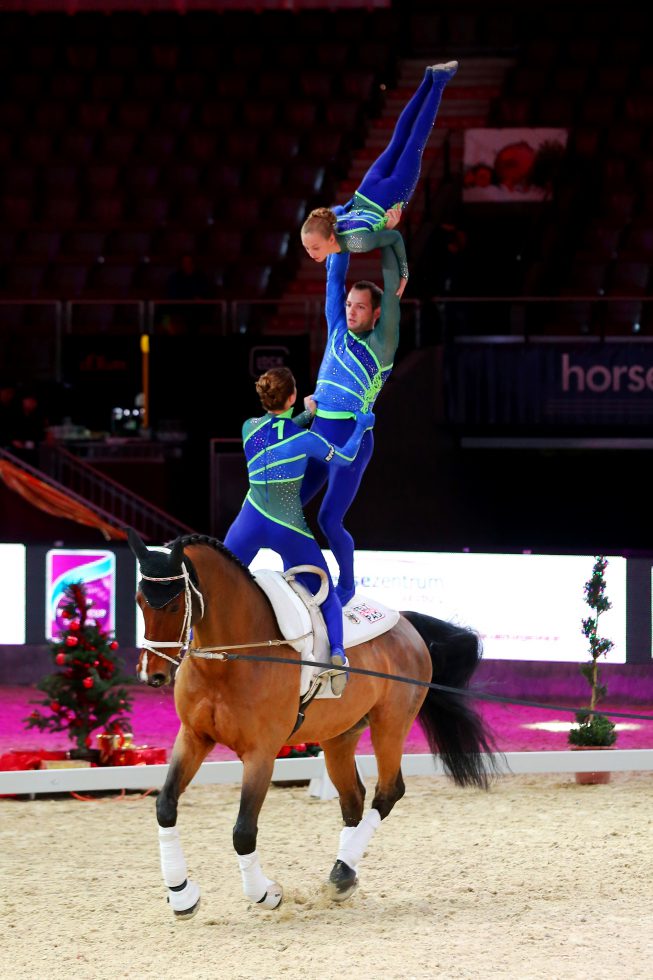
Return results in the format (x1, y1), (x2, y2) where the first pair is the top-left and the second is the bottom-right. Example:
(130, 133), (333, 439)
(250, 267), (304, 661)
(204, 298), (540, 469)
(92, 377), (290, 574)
(140, 562), (205, 671)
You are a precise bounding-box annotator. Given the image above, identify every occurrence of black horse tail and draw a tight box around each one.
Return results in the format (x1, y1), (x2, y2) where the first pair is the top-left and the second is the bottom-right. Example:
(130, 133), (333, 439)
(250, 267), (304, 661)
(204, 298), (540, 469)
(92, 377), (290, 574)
(403, 610), (496, 790)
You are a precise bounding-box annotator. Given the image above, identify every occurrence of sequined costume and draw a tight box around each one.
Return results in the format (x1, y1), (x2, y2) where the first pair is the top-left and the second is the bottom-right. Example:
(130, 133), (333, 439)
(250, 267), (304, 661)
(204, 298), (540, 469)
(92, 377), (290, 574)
(333, 63), (457, 281)
(300, 246), (401, 605)
(224, 407), (373, 657)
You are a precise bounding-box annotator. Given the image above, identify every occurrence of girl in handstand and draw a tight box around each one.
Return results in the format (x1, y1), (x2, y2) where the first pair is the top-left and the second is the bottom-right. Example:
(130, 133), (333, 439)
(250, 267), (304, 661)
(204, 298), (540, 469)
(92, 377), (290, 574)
(301, 61), (458, 298)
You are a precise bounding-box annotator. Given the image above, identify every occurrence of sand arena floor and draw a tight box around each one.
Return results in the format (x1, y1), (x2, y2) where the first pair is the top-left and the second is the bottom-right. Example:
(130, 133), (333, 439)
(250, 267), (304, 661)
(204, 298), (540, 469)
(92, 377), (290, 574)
(1, 772), (652, 980)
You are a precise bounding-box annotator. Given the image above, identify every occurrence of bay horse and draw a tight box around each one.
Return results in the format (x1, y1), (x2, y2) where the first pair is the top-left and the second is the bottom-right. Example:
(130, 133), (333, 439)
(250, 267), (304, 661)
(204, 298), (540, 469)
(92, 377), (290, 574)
(129, 530), (494, 918)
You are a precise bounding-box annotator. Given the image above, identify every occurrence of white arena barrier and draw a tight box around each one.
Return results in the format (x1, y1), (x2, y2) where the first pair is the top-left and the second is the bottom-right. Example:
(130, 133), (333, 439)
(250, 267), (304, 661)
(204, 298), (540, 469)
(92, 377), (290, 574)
(1, 750), (653, 797)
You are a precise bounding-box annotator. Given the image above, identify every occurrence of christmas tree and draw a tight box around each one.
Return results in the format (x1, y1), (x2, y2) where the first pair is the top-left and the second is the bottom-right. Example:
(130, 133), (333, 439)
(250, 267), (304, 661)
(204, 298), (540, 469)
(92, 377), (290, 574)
(25, 581), (134, 754)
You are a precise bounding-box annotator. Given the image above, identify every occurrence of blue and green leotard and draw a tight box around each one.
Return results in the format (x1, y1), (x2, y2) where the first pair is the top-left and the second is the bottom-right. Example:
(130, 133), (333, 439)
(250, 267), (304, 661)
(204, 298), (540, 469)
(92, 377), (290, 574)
(331, 63), (457, 281)
(224, 406), (374, 658)
(300, 246), (401, 605)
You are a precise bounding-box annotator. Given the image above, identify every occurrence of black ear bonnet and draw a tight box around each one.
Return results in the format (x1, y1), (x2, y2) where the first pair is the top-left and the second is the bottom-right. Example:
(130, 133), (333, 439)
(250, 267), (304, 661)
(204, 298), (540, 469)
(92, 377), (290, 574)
(128, 531), (198, 609)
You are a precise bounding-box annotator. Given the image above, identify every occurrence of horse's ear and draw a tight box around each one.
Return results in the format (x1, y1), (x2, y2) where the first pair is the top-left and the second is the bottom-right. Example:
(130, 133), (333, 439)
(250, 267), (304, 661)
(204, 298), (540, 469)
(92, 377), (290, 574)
(169, 538), (185, 567)
(127, 528), (149, 561)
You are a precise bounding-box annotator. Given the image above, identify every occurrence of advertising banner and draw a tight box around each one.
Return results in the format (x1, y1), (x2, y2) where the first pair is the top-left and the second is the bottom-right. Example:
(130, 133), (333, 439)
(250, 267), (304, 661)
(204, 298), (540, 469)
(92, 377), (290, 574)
(0, 544), (26, 644)
(46, 549), (116, 640)
(248, 549), (626, 663)
(447, 342), (653, 426)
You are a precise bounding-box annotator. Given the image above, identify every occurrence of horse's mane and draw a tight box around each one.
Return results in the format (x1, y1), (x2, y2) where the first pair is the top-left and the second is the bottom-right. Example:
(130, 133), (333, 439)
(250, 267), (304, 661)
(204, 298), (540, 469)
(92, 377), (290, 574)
(166, 533), (255, 581)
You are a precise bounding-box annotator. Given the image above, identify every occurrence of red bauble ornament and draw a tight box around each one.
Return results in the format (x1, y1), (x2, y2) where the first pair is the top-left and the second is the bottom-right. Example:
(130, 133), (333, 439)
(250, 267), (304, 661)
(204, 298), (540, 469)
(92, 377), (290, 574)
(109, 641), (119, 650)
(82, 677), (94, 689)
(50, 701), (60, 712)
(55, 652), (66, 665)
(65, 635), (79, 647)
(69, 621), (81, 632)
(94, 660), (100, 666)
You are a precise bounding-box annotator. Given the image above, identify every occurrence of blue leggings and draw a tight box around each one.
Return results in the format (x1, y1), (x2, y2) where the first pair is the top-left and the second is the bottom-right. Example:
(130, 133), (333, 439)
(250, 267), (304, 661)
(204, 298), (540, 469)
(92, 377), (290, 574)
(358, 69), (449, 210)
(224, 498), (344, 654)
(301, 421), (374, 599)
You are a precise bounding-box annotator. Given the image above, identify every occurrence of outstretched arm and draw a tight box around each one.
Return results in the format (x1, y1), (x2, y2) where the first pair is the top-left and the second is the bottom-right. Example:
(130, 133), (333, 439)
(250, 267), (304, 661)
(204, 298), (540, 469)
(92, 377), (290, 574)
(344, 228), (408, 291)
(325, 252), (350, 338)
(331, 411), (375, 465)
(306, 412), (375, 467)
(292, 410), (312, 429)
(370, 246), (402, 366)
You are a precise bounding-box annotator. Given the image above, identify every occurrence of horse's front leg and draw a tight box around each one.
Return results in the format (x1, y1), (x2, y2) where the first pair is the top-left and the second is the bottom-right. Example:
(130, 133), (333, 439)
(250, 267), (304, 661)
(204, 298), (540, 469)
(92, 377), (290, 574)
(233, 753), (282, 910)
(157, 724), (213, 919)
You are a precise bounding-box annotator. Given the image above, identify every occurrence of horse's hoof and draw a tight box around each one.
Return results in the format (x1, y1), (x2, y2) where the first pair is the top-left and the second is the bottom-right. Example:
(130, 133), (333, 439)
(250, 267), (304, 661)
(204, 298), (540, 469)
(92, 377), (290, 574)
(167, 878), (201, 919)
(173, 896), (201, 920)
(256, 882), (283, 910)
(328, 859), (358, 902)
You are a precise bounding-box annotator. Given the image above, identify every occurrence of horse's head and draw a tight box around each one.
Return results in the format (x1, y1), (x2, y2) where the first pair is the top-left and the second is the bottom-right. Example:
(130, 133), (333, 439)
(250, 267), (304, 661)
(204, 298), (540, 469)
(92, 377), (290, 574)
(128, 529), (204, 687)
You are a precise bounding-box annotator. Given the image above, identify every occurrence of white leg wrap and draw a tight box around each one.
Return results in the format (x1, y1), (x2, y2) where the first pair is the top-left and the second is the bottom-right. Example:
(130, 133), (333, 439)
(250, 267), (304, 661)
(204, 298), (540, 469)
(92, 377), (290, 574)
(167, 878), (201, 913)
(336, 808), (381, 872)
(237, 850), (274, 903)
(158, 825), (200, 913)
(158, 825), (188, 887)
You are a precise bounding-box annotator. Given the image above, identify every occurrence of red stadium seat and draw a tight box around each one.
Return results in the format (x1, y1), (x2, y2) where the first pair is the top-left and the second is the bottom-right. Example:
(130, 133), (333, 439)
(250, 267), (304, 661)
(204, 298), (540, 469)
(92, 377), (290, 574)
(130, 196), (170, 227)
(45, 262), (89, 298)
(202, 227), (244, 262)
(87, 262), (136, 297)
(60, 231), (107, 260)
(561, 261), (609, 296)
(19, 231), (61, 261)
(226, 263), (271, 298)
(117, 102), (152, 131)
(153, 229), (197, 257)
(5, 262), (47, 298)
(50, 72), (85, 101)
(84, 164), (120, 195)
(41, 197), (80, 227)
(106, 231), (152, 259)
(607, 261), (650, 296)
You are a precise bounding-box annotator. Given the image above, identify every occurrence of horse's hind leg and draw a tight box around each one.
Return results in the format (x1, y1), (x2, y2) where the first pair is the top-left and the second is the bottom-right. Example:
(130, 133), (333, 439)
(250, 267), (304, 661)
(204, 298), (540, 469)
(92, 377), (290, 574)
(157, 724), (213, 919)
(234, 753), (283, 910)
(368, 708), (410, 819)
(321, 727), (369, 902)
(324, 711), (411, 902)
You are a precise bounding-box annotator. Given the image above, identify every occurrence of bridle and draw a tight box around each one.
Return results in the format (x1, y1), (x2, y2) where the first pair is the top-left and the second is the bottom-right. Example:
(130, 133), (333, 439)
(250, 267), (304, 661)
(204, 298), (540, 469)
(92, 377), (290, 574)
(138, 562), (323, 676)
(139, 562), (205, 672)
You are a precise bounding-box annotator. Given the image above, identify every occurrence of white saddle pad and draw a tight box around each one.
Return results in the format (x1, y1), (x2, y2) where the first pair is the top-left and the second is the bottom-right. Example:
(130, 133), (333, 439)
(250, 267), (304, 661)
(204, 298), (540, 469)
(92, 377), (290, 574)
(342, 593), (400, 647)
(254, 570), (400, 699)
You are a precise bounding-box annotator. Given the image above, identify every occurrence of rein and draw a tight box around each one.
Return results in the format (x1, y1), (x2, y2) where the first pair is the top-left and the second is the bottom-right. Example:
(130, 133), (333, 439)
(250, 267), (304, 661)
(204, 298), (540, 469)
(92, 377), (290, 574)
(211, 651), (653, 723)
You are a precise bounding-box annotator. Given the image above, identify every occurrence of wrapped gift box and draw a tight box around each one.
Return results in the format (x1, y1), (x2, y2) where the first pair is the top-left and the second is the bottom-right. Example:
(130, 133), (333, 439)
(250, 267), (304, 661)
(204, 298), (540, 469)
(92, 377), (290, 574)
(0, 749), (68, 771)
(109, 745), (167, 766)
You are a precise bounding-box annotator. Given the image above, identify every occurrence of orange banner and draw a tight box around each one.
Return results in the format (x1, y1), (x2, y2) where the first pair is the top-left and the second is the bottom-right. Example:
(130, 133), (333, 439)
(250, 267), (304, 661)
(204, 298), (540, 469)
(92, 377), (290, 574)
(0, 459), (126, 541)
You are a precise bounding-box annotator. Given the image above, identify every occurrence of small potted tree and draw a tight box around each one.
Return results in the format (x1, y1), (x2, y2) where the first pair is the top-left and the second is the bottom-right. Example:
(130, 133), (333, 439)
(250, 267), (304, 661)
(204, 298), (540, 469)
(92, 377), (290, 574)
(568, 556), (617, 784)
